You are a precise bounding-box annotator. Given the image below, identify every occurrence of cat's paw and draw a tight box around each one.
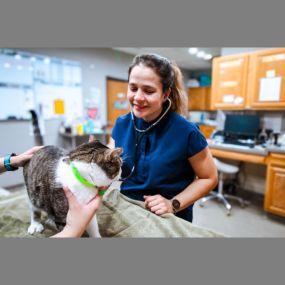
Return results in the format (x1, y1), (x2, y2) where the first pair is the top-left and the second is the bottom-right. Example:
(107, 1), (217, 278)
(28, 221), (44, 234)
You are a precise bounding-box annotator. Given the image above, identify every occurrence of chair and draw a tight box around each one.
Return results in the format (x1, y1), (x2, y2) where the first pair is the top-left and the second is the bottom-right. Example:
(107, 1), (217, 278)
(199, 158), (246, 215)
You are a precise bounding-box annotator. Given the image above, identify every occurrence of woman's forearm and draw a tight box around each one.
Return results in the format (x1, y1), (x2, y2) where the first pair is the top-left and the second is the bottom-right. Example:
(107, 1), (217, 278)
(51, 226), (82, 238)
(174, 177), (218, 211)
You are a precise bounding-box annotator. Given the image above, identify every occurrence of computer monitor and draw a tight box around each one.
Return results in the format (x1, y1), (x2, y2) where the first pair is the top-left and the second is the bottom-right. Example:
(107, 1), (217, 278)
(224, 114), (260, 137)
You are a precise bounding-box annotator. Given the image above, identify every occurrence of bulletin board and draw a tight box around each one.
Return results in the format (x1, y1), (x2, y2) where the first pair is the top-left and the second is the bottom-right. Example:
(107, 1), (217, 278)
(0, 49), (83, 121)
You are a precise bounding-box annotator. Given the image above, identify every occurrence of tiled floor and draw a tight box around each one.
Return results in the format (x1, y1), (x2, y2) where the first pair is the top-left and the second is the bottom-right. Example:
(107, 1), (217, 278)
(193, 196), (285, 237)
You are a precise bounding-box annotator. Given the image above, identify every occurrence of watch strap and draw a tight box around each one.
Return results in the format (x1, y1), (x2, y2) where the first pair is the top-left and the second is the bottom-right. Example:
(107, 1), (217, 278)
(4, 153), (19, 171)
(171, 198), (181, 214)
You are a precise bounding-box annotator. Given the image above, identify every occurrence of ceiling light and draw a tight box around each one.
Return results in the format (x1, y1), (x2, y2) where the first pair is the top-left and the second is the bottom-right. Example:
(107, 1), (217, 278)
(188, 48), (198, 55)
(4, 62), (11, 68)
(30, 57), (37, 63)
(197, 51), (205, 58)
(204, 54), (213, 60)
(17, 65), (23, 71)
(44, 57), (50, 64)
(15, 54), (22, 60)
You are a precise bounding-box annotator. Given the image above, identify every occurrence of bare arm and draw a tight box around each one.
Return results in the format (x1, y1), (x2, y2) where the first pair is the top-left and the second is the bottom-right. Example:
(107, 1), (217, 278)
(51, 187), (102, 238)
(145, 147), (218, 215)
(173, 147), (218, 210)
(0, 157), (5, 174)
(0, 146), (43, 174)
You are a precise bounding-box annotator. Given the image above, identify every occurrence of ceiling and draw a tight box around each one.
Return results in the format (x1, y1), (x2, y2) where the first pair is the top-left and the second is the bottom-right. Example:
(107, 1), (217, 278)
(113, 47), (221, 70)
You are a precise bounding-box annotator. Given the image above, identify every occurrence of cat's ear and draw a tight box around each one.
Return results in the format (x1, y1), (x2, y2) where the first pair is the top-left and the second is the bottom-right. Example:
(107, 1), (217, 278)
(62, 156), (71, 164)
(106, 147), (123, 160)
(112, 147), (123, 156)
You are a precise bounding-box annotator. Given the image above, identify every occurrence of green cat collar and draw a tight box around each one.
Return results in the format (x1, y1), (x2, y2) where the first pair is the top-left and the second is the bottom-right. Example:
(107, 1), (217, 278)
(70, 163), (106, 196)
(4, 153), (18, 171)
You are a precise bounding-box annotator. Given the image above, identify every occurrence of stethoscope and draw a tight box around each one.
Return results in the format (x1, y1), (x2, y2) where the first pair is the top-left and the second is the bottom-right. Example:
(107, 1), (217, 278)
(119, 98), (172, 181)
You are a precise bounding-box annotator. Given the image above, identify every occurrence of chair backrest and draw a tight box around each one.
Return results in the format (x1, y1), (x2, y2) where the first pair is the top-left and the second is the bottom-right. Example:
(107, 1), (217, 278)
(213, 158), (239, 174)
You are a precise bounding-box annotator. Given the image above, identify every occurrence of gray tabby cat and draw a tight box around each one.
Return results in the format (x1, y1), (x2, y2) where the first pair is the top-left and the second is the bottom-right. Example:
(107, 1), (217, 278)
(23, 140), (122, 237)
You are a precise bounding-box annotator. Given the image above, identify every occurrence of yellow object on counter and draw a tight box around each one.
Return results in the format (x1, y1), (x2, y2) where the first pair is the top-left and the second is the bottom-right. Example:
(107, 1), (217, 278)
(76, 123), (84, 135)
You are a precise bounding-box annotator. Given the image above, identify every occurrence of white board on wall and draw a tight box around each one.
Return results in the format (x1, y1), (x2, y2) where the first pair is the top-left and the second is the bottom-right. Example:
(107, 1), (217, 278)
(0, 86), (35, 120)
(0, 49), (83, 121)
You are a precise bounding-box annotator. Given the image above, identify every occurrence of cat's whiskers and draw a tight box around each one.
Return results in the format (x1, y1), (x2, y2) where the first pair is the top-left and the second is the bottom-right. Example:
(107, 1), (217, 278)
(122, 155), (132, 163)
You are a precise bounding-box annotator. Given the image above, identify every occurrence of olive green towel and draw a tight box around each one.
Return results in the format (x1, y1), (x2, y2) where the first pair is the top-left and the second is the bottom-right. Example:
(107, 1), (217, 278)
(0, 189), (224, 238)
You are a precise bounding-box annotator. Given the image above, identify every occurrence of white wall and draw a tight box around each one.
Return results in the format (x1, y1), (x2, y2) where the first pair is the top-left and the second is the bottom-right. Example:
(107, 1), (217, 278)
(0, 48), (191, 188)
(221, 47), (268, 56)
(0, 48), (134, 187)
(24, 48), (134, 124)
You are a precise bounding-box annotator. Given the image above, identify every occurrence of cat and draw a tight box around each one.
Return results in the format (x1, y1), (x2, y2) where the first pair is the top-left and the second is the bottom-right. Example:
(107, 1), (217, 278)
(23, 139), (122, 237)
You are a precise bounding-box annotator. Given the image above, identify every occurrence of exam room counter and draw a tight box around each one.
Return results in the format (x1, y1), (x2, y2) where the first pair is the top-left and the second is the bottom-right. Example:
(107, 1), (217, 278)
(208, 140), (285, 218)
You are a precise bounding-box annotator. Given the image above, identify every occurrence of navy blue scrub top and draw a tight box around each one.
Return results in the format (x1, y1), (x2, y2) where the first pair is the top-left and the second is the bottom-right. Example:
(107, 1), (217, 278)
(112, 109), (208, 222)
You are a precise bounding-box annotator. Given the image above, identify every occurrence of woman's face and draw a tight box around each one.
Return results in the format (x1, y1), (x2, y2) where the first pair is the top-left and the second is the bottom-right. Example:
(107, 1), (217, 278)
(128, 64), (167, 122)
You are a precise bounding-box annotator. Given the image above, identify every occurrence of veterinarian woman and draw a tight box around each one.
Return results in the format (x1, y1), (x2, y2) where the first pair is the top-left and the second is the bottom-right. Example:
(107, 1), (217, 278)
(53, 53), (218, 238)
(110, 53), (218, 223)
(0, 146), (43, 174)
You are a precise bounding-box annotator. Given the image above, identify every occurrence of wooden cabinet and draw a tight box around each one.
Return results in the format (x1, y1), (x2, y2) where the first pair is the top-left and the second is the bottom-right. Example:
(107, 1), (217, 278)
(211, 54), (249, 110)
(247, 48), (285, 109)
(264, 153), (285, 217)
(211, 48), (285, 110)
(198, 124), (216, 139)
(188, 87), (212, 110)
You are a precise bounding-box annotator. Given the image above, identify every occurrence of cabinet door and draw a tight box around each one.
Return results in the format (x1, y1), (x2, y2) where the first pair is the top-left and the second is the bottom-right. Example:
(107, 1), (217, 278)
(264, 155), (285, 217)
(205, 87), (212, 110)
(198, 124), (216, 139)
(248, 48), (285, 109)
(188, 87), (212, 111)
(188, 87), (206, 110)
(211, 54), (249, 110)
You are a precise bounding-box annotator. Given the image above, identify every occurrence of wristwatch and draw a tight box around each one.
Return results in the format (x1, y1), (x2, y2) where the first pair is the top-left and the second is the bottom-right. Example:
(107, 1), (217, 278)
(171, 198), (181, 214)
(4, 153), (18, 171)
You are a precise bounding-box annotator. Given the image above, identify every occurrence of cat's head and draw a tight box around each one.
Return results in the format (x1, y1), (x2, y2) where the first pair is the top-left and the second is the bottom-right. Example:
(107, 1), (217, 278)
(68, 140), (123, 180)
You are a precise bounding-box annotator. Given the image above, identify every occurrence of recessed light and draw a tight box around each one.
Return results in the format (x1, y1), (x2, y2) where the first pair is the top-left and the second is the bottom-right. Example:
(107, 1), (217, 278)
(44, 57), (51, 64)
(188, 48), (198, 55)
(15, 54), (22, 60)
(4, 62), (11, 68)
(197, 51), (205, 58)
(204, 54), (213, 60)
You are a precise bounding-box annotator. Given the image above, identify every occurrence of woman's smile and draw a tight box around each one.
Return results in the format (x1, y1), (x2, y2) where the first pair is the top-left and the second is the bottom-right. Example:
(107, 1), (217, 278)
(133, 104), (148, 111)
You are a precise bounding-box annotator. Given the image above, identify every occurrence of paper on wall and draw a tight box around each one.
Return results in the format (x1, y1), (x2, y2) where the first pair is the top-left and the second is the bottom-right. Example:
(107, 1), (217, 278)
(222, 94), (234, 103)
(259, 77), (282, 102)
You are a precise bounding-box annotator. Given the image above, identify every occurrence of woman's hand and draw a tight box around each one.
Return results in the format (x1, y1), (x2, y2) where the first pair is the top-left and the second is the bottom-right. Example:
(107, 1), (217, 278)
(11, 146), (44, 167)
(144, 194), (173, 215)
(52, 187), (102, 238)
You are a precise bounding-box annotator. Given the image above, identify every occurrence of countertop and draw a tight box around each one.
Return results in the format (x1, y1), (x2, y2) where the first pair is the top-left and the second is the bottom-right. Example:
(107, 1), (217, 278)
(208, 140), (285, 156)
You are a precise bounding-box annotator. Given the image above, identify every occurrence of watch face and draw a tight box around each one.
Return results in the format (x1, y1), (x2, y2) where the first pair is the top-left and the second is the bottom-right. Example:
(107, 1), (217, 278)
(172, 199), (180, 210)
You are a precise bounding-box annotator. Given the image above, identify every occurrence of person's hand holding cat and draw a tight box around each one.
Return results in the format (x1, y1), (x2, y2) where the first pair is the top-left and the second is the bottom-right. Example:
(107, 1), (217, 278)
(52, 186), (102, 238)
(11, 146), (44, 167)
